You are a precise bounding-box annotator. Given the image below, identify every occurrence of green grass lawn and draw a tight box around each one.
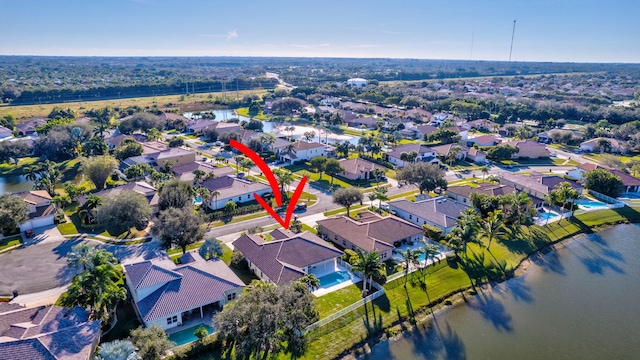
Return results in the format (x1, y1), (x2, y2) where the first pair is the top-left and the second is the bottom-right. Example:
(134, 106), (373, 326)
(57, 212), (149, 239)
(314, 282), (364, 319)
(0, 156), (39, 176)
(0, 235), (22, 252)
(583, 153), (640, 164)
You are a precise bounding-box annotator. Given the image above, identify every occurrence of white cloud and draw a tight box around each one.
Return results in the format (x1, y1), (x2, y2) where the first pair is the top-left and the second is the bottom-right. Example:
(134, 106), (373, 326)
(288, 43), (332, 49)
(198, 30), (239, 40)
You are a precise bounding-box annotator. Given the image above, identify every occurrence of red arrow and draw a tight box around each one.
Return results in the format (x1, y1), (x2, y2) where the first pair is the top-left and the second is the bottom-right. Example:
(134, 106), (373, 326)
(230, 139), (283, 206)
(229, 139), (308, 229)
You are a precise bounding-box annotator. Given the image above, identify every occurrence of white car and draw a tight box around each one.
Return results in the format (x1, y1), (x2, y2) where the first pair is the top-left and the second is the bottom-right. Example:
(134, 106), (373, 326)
(380, 203), (390, 211)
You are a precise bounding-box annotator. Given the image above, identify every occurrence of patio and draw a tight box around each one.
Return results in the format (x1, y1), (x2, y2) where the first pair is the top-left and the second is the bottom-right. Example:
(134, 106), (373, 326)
(392, 239), (452, 268)
(165, 305), (218, 337)
(312, 263), (361, 297)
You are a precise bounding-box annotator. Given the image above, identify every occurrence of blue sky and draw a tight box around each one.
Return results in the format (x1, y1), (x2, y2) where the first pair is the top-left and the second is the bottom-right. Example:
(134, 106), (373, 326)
(2, 0), (639, 62)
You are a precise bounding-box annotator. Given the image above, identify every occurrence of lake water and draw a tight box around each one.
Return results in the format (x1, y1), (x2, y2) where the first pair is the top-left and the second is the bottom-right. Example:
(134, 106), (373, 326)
(184, 109), (359, 145)
(365, 224), (640, 360)
(0, 175), (34, 194)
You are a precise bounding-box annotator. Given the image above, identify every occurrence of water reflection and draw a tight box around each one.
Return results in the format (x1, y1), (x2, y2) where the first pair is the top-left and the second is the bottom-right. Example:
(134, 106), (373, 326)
(0, 174), (34, 194)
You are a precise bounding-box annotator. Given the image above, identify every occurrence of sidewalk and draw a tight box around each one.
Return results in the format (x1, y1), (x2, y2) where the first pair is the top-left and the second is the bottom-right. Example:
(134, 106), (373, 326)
(10, 286), (68, 307)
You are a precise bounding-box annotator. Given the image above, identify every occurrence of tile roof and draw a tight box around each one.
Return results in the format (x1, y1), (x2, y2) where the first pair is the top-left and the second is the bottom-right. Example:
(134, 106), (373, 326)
(154, 147), (194, 160)
(233, 230), (343, 285)
(317, 213), (422, 253)
(124, 261), (182, 290)
(430, 144), (469, 157)
(386, 144), (434, 160)
(172, 162), (235, 182)
(78, 182), (157, 208)
(611, 169), (640, 187)
(200, 176), (271, 200)
(578, 162), (602, 171)
(16, 191), (51, 205)
(339, 158), (386, 176)
(447, 184), (516, 199)
(291, 141), (324, 151)
(0, 339), (56, 360)
(135, 265), (242, 322)
(580, 137), (627, 150)
(388, 197), (470, 229)
(469, 135), (499, 145)
(187, 120), (216, 131)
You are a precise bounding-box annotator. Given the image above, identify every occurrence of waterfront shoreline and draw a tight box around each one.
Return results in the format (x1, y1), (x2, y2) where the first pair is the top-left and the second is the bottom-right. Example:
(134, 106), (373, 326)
(338, 218), (638, 360)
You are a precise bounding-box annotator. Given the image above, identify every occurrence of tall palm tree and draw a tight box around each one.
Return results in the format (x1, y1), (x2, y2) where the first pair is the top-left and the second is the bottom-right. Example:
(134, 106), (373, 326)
(352, 249), (384, 292)
(456, 208), (481, 262)
(66, 244), (96, 271)
(480, 165), (490, 181)
(481, 210), (505, 250)
(397, 248), (423, 287)
(542, 192), (557, 225)
(23, 164), (39, 182)
(421, 241), (440, 283)
(555, 182), (579, 220)
(146, 128), (163, 141)
(210, 189), (220, 210)
(374, 186), (389, 211)
(275, 170), (294, 198)
(367, 192), (377, 209)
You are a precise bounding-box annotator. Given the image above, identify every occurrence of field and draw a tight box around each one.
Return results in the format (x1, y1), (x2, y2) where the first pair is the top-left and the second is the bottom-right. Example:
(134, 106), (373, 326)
(0, 89), (267, 119)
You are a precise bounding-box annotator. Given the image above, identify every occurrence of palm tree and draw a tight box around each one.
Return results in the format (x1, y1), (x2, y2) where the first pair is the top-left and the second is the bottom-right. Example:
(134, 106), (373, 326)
(298, 274), (321, 291)
(555, 182), (579, 220)
(421, 241), (440, 283)
(397, 248), (423, 287)
(374, 186), (389, 211)
(66, 244), (96, 271)
(234, 156), (244, 174)
(481, 210), (504, 250)
(192, 169), (206, 184)
(352, 249), (384, 293)
(447, 145), (462, 166)
(23, 164), (39, 182)
(480, 165), (490, 181)
(195, 187), (210, 206)
(275, 170), (294, 199)
(456, 208), (481, 263)
(367, 192), (377, 209)
(210, 189), (220, 210)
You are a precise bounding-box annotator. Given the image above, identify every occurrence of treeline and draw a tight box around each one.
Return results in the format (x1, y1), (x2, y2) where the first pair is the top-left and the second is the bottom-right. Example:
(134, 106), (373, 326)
(10, 78), (278, 105)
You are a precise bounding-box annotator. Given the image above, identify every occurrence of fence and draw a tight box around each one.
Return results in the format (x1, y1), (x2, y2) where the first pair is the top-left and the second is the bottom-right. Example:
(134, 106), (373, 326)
(587, 189), (626, 209)
(304, 258), (384, 335)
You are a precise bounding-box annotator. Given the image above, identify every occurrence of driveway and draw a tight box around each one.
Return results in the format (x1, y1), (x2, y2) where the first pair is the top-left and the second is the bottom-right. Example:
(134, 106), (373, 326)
(0, 225), (162, 297)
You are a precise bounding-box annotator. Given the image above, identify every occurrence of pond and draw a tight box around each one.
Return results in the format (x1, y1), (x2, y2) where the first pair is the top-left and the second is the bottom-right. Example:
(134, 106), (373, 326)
(364, 224), (640, 360)
(0, 175), (34, 194)
(184, 109), (359, 145)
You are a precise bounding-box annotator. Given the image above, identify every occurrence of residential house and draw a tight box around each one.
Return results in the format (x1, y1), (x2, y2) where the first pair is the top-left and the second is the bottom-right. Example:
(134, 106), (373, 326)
(158, 112), (190, 123)
(466, 147), (487, 164)
(388, 196), (470, 234)
(185, 120), (216, 134)
(15, 118), (46, 137)
(384, 144), (439, 168)
(209, 122), (242, 135)
(172, 162), (235, 182)
(504, 140), (550, 159)
(270, 137), (294, 155)
(233, 229), (343, 285)
(467, 135), (500, 147)
(536, 131), (552, 144)
(500, 171), (582, 208)
(431, 144), (469, 162)
(0, 126), (13, 139)
(345, 116), (378, 129)
(279, 141), (325, 164)
(413, 124), (439, 140)
(317, 212), (423, 260)
(565, 162), (603, 181)
(201, 176), (271, 210)
(319, 97), (339, 106)
(403, 108), (432, 121)
(0, 304), (101, 360)
(153, 147), (196, 168)
(78, 182), (160, 214)
(579, 137), (629, 154)
(105, 133), (147, 149)
(610, 169), (640, 194)
(464, 119), (494, 132)
(15, 191), (56, 231)
(338, 158), (387, 181)
(346, 78), (368, 88)
(317, 106), (339, 115)
(430, 113), (450, 126)
(123, 252), (244, 331)
(338, 109), (358, 122)
(447, 126), (469, 142)
(446, 183), (516, 204)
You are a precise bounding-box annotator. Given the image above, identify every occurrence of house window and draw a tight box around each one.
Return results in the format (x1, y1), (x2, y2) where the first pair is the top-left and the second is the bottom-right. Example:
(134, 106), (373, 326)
(238, 196), (242, 201)
(334, 235), (338, 241)
(423, 220), (427, 225)
(342, 240), (346, 246)
(167, 315), (178, 325)
(247, 194), (250, 199)
(409, 215), (412, 220)
(227, 293), (236, 301)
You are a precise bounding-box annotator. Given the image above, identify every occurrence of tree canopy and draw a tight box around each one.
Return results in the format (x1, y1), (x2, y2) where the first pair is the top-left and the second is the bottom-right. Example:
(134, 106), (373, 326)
(129, 325), (174, 360)
(583, 169), (625, 198)
(332, 187), (363, 216)
(158, 179), (194, 210)
(397, 162), (446, 194)
(81, 155), (118, 190)
(216, 280), (318, 359)
(153, 207), (205, 254)
(94, 190), (152, 234)
(0, 194), (28, 235)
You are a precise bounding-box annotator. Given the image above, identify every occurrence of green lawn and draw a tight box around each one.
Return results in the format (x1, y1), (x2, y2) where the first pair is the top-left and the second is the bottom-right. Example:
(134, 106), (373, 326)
(0, 156), (39, 176)
(314, 282), (364, 319)
(583, 153), (640, 164)
(0, 235), (22, 252)
(57, 212), (149, 239)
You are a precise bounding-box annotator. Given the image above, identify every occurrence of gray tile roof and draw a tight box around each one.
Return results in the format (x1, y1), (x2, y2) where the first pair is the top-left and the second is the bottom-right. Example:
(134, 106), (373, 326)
(386, 144), (434, 160)
(611, 169), (640, 186)
(339, 158), (386, 176)
(233, 230), (343, 285)
(388, 198), (470, 229)
(0, 339), (56, 360)
(135, 265), (242, 322)
(36, 321), (101, 360)
(446, 184), (516, 199)
(124, 261), (182, 290)
(78, 182), (157, 208)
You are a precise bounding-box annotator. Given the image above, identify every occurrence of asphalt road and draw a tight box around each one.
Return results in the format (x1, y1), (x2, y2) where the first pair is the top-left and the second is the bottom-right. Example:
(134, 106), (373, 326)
(0, 227), (161, 296)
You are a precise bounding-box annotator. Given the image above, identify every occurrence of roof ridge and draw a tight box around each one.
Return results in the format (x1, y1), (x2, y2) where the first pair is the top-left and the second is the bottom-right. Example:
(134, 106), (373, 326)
(142, 282), (174, 322)
(179, 265), (240, 288)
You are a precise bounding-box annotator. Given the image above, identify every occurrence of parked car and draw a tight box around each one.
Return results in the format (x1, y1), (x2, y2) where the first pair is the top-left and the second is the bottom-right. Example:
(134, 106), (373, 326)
(295, 203), (307, 211)
(236, 172), (245, 179)
(380, 202), (390, 211)
(25, 229), (35, 238)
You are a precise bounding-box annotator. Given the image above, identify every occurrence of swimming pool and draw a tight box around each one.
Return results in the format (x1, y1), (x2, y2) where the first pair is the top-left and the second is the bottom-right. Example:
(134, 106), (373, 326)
(538, 212), (559, 220)
(418, 251), (441, 262)
(168, 324), (214, 346)
(317, 271), (351, 289)
(575, 198), (608, 209)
